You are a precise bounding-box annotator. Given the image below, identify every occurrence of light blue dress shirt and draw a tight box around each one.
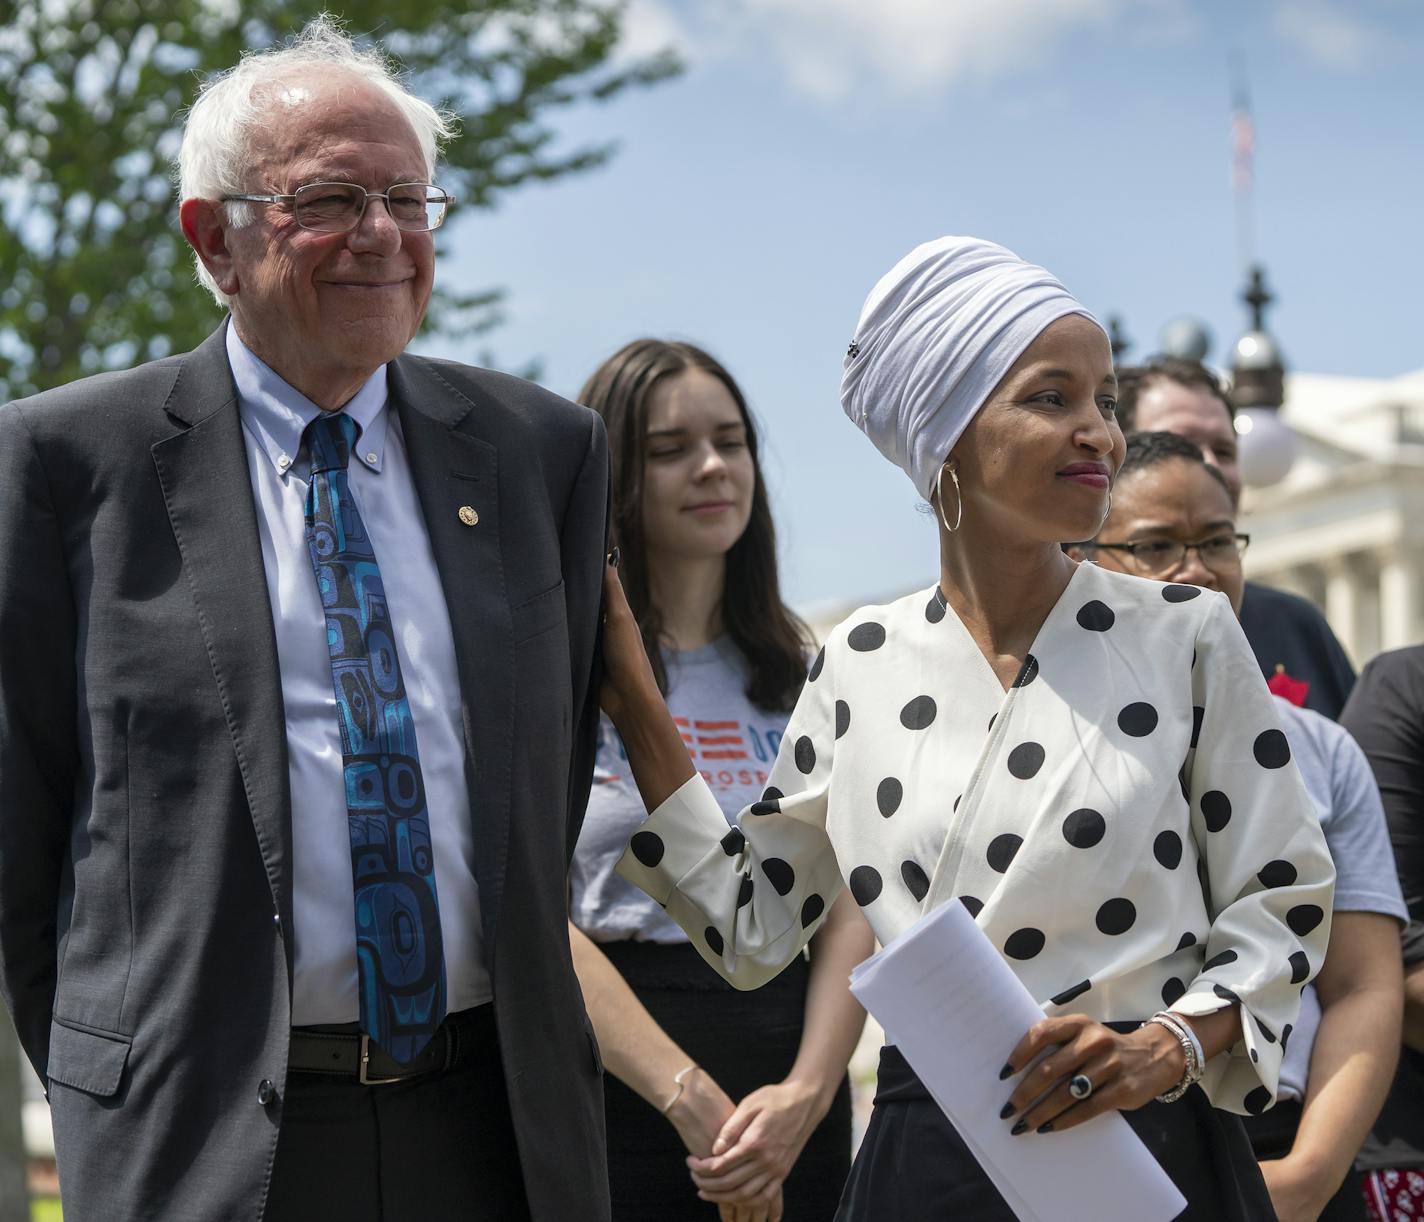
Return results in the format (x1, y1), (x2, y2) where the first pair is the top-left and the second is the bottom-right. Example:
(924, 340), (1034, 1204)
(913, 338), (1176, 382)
(228, 325), (492, 1025)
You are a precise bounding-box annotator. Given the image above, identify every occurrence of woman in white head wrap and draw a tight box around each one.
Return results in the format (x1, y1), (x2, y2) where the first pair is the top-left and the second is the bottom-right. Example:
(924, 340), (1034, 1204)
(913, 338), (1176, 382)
(600, 237), (1333, 1220)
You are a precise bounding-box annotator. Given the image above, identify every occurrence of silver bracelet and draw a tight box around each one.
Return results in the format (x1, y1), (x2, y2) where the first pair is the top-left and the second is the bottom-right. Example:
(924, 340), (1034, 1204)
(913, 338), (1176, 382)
(1146, 1011), (1202, 1103)
(661, 1063), (698, 1114)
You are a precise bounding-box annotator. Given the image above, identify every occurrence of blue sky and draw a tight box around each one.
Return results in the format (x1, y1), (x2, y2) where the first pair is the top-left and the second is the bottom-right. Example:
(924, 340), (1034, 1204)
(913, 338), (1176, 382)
(420, 0), (1424, 612)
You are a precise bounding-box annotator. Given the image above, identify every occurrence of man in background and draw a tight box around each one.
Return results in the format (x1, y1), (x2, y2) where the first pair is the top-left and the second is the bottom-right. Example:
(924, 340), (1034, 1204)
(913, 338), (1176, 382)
(1117, 356), (1356, 718)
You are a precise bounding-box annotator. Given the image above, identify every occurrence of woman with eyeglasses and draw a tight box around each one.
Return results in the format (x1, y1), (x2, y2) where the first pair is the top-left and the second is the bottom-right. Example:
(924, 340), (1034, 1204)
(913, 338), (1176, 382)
(1074, 430), (1407, 1222)
(599, 237), (1336, 1220)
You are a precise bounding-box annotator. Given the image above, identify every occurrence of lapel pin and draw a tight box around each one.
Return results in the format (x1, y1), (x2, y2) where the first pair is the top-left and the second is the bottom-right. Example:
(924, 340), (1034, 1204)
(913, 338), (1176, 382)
(458, 506), (479, 526)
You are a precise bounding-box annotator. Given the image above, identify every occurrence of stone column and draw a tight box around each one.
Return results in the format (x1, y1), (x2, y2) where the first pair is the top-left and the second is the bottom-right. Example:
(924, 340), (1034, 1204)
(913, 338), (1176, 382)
(1379, 548), (1419, 651)
(1324, 556), (1364, 668)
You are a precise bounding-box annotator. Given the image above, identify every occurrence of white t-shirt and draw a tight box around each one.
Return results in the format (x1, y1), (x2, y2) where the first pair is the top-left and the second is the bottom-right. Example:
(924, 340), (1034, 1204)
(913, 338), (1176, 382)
(1272, 697), (1408, 1102)
(570, 637), (793, 943)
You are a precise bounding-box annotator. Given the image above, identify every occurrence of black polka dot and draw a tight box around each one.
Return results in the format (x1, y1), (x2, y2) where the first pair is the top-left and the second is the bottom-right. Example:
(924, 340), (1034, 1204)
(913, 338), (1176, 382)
(1153, 830), (1183, 869)
(1062, 808), (1106, 848)
(737, 876), (754, 908)
(1287, 904), (1325, 936)
(1191, 706), (1204, 749)
(1117, 702), (1159, 737)
(1256, 1019), (1277, 1044)
(1161, 977), (1187, 1006)
(1288, 950), (1310, 984)
(705, 927), (724, 956)
(848, 622), (886, 652)
(1213, 983), (1240, 1003)
(849, 865), (883, 906)
(720, 828), (745, 856)
(900, 695), (937, 730)
(987, 834), (1022, 873)
(808, 648), (825, 682)
(1176, 931), (1198, 951)
(987, 714), (996, 734)
(1282, 1024), (1293, 1049)
(1052, 979), (1091, 1006)
(1162, 584), (1202, 603)
(1014, 655), (1039, 687)
(1203, 949), (1238, 971)
(1096, 898), (1136, 935)
(835, 700), (851, 739)
(901, 860), (930, 902)
(795, 736), (816, 774)
(1244, 1086), (1272, 1116)
(1200, 790), (1232, 832)
(801, 894), (825, 928)
(1253, 728), (1291, 769)
(925, 591), (946, 624)
(1007, 742), (1045, 780)
(1250, 1047), (1259, 1063)
(953, 794), (962, 811)
(1258, 860), (1298, 889)
(762, 786), (783, 802)
(959, 895), (983, 918)
(761, 858), (795, 896)
(630, 831), (664, 867)
(876, 778), (903, 818)
(1076, 601), (1116, 631)
(750, 799), (780, 816)
(1004, 928), (1046, 960)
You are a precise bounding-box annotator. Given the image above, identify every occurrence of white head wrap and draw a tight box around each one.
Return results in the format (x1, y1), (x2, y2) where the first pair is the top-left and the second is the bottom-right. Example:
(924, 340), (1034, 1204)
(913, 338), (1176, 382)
(840, 236), (1105, 500)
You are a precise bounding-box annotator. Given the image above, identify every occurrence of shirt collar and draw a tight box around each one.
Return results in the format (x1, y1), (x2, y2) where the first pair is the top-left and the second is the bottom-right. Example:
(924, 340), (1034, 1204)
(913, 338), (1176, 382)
(227, 324), (391, 478)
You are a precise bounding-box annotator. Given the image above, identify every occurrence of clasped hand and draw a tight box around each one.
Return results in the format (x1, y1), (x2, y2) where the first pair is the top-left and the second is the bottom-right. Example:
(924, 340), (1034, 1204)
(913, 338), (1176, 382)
(999, 1014), (1187, 1135)
(667, 1068), (818, 1222)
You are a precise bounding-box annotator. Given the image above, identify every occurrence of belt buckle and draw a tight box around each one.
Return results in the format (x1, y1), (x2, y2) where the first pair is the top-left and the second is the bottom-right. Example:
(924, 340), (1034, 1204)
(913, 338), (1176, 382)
(358, 1034), (404, 1086)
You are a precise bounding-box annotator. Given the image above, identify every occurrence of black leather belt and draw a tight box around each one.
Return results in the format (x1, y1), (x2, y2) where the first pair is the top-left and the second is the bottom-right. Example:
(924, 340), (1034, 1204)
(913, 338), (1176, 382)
(288, 1004), (491, 1085)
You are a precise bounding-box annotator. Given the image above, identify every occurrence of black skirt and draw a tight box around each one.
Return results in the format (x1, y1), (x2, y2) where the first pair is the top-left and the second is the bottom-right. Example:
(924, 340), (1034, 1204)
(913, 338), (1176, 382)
(600, 940), (853, 1222)
(837, 1046), (1277, 1221)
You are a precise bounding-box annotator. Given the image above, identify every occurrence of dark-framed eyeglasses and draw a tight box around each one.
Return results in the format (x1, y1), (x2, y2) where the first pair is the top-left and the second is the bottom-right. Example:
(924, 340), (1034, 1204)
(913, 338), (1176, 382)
(1086, 532), (1251, 575)
(220, 181), (455, 233)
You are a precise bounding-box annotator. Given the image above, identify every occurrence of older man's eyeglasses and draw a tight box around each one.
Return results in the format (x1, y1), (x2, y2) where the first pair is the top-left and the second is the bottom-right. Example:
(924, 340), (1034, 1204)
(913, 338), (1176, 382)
(1087, 533), (1250, 575)
(221, 182), (455, 233)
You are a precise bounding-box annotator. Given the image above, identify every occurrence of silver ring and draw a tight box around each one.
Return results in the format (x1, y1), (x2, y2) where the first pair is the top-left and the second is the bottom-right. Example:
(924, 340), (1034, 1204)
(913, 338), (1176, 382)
(1068, 1073), (1093, 1100)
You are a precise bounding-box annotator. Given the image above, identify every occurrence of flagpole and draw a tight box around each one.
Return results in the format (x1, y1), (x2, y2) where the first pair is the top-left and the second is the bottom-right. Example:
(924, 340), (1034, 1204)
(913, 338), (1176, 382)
(1230, 51), (1255, 274)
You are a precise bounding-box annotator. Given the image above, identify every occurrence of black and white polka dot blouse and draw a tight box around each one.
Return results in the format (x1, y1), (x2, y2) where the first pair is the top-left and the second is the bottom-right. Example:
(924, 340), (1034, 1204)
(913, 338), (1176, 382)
(617, 562), (1336, 1115)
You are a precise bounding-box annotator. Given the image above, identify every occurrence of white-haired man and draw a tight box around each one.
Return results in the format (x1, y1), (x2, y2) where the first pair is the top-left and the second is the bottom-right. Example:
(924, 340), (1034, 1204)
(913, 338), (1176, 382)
(0, 20), (610, 1221)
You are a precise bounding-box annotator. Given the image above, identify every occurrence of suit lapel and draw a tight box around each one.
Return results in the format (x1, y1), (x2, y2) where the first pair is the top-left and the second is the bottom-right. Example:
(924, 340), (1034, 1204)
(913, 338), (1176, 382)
(389, 356), (514, 958)
(150, 326), (294, 968)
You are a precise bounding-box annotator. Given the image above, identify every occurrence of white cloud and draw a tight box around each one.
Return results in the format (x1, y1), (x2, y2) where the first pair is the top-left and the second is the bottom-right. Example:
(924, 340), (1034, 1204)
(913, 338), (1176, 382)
(1271, 0), (1390, 71)
(676, 0), (1195, 101)
(617, 0), (692, 64)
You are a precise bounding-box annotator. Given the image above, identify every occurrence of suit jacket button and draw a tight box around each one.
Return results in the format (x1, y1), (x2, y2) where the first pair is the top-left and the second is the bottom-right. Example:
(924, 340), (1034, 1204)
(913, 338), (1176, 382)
(257, 1079), (276, 1106)
(458, 506), (479, 526)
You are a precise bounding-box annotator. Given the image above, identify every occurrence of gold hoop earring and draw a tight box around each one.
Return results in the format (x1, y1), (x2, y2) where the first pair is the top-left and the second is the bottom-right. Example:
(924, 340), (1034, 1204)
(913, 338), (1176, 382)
(936, 464), (963, 534)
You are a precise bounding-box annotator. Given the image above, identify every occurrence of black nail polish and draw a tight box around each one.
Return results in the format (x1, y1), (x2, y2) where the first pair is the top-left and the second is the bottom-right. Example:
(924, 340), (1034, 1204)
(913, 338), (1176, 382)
(999, 1062), (1014, 1080)
(1037, 1122), (1054, 1134)
(607, 546), (621, 568)
(999, 1101), (1015, 1120)
(1010, 1119), (1028, 1137)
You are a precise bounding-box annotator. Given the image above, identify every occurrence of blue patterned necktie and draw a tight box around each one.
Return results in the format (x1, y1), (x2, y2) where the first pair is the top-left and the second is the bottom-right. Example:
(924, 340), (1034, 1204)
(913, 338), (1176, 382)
(302, 411), (446, 1064)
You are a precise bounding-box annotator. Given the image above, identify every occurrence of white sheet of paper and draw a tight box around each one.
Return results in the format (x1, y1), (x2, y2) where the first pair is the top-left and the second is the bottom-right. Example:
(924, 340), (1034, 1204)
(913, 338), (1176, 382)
(849, 899), (1187, 1222)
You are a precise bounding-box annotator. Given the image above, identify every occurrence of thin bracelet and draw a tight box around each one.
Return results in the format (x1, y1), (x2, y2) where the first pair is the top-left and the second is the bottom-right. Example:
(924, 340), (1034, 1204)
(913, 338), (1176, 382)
(661, 1063), (698, 1114)
(1147, 1011), (1202, 1103)
(1165, 1008), (1206, 1069)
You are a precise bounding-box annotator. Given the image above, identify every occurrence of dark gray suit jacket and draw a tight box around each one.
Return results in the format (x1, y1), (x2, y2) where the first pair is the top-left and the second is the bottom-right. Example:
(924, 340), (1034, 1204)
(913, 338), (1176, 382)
(0, 326), (611, 1220)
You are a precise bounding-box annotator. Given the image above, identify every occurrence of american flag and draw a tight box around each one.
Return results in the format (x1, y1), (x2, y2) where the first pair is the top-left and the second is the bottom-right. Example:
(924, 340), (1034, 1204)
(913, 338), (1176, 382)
(1231, 62), (1254, 192)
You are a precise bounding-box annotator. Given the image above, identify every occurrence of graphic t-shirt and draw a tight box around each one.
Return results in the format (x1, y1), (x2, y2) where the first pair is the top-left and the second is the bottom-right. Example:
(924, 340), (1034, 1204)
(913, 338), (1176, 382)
(570, 637), (794, 943)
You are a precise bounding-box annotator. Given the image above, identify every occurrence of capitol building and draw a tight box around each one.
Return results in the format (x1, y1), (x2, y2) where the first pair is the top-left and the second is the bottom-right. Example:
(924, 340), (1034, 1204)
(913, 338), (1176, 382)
(1242, 365), (1424, 667)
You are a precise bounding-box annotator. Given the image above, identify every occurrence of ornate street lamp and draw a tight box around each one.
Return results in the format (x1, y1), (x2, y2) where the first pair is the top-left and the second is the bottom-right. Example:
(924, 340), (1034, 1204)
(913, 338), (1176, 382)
(1230, 264), (1297, 487)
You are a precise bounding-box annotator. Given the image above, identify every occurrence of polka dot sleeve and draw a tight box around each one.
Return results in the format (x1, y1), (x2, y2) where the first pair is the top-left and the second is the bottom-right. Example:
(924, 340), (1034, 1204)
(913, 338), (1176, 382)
(1173, 591), (1337, 1114)
(615, 639), (845, 990)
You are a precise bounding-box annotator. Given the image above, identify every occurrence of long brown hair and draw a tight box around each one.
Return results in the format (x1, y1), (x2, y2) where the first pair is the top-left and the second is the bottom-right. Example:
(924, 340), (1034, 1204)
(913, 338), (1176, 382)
(578, 339), (812, 712)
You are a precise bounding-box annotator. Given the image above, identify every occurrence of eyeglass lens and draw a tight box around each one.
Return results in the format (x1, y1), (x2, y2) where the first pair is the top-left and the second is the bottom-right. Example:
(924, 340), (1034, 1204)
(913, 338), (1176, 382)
(1134, 536), (1245, 573)
(293, 183), (448, 232)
